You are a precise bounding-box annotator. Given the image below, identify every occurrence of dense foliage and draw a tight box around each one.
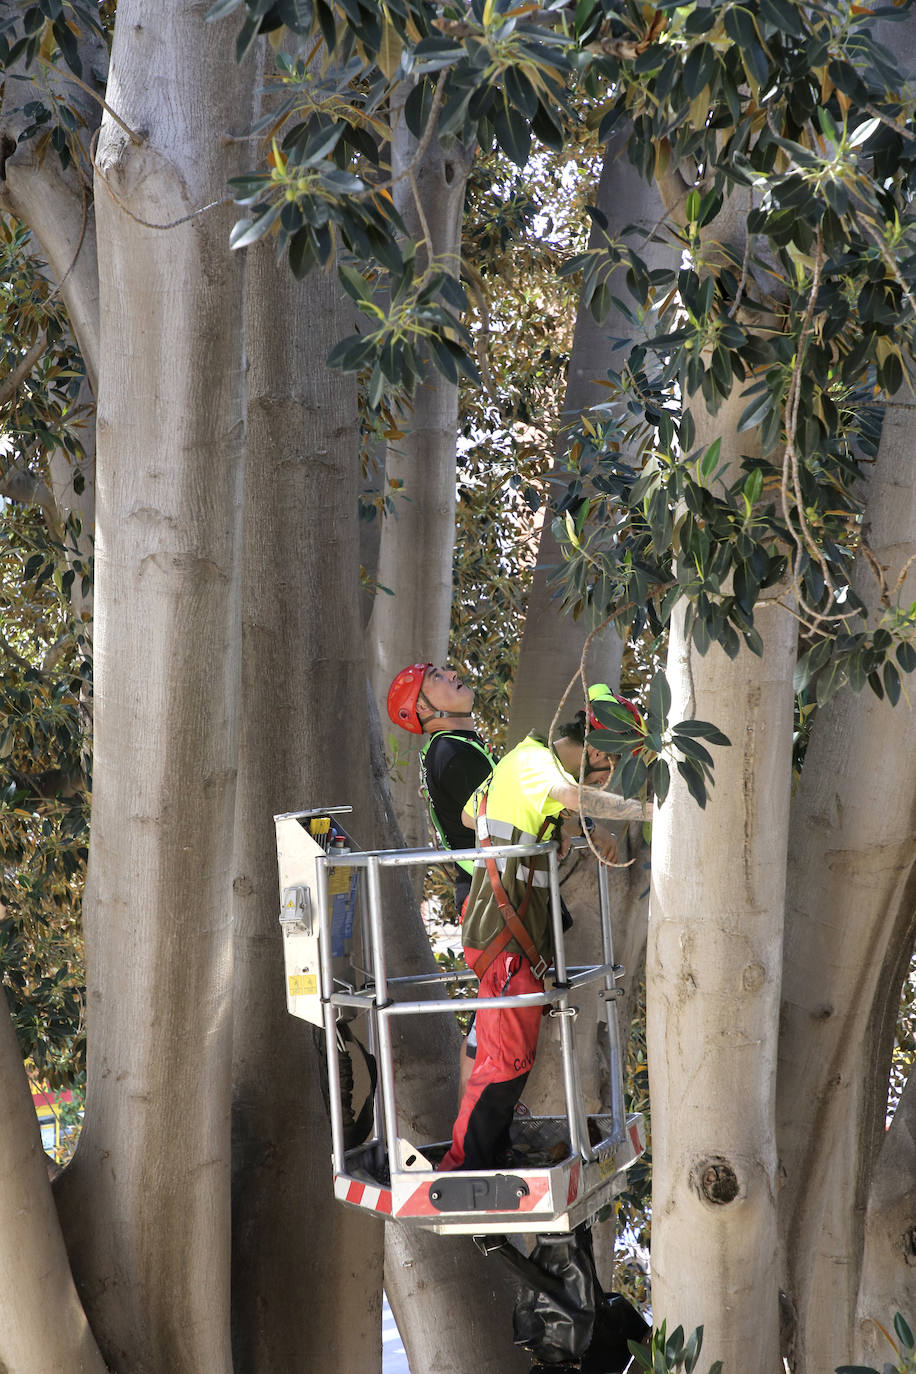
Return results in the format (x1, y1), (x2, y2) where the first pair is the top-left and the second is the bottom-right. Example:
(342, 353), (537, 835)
(551, 1), (916, 721)
(0, 222), (90, 1087)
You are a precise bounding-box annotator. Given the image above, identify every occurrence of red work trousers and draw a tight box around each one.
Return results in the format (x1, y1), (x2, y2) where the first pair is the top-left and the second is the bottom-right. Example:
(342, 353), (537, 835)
(441, 947), (545, 1171)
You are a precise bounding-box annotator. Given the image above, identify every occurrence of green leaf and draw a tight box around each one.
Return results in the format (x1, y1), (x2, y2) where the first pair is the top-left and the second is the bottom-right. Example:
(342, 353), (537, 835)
(737, 390), (774, 434)
(235, 13), (261, 62)
(817, 105), (839, 142)
(229, 202), (283, 249)
(848, 117), (881, 148)
(337, 264), (374, 306)
(647, 671), (670, 725)
(700, 437), (721, 479)
(794, 638), (832, 693)
(288, 227), (316, 279)
(653, 759), (670, 805)
(428, 333), (459, 385)
(505, 65), (539, 120)
(627, 1337), (653, 1371)
(683, 1325), (703, 1374)
(493, 99), (531, 167)
(884, 659), (901, 706)
(672, 720), (731, 747)
(616, 749), (649, 799)
(326, 334), (374, 372)
(277, 0), (314, 31)
(893, 1313), (914, 1351)
(677, 758), (708, 808)
(674, 735), (714, 767)
(897, 641), (916, 673)
(52, 16), (81, 74)
(743, 467), (763, 507)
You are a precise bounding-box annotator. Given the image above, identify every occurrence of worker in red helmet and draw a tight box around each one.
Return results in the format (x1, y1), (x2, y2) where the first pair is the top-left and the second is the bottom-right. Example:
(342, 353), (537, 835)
(440, 686), (650, 1172)
(386, 663), (496, 912)
(387, 662), (497, 1097)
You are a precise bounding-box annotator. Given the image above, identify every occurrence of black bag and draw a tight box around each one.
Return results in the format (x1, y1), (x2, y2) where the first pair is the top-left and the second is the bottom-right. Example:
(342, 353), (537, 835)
(511, 1226), (649, 1371)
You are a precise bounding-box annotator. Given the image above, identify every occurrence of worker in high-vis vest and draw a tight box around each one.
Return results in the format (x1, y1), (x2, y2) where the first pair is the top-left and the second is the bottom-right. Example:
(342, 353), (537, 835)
(440, 687), (651, 1172)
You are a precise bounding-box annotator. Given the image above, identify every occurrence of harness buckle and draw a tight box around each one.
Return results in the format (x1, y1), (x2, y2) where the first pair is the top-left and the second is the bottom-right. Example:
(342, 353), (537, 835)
(530, 957), (549, 981)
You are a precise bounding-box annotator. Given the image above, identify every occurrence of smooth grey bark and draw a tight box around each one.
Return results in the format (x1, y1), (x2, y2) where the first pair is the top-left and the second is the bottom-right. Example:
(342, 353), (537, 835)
(53, 6), (254, 1371)
(508, 135), (667, 744)
(0, 33), (105, 391)
(857, 1065), (916, 1364)
(777, 385), (916, 1374)
(646, 178), (796, 1363)
(648, 597), (795, 1374)
(367, 90), (474, 847)
(230, 241), (385, 1372)
(0, 1001), (107, 1374)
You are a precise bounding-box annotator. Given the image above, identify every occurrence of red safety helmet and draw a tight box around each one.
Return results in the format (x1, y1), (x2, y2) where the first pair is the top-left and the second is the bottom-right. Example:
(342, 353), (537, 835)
(587, 683), (644, 733)
(387, 663), (432, 735)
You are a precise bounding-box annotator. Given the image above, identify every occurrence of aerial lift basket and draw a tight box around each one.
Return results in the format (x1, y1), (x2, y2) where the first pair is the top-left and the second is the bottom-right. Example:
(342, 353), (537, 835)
(276, 806), (644, 1237)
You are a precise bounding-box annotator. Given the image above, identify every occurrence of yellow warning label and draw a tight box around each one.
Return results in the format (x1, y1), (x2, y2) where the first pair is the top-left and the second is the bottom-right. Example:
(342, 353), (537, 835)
(598, 1152), (617, 1179)
(289, 974), (318, 997)
(328, 868), (351, 896)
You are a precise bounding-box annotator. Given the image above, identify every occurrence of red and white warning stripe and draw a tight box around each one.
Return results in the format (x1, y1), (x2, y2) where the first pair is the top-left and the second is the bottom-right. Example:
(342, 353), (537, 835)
(335, 1173), (393, 1215)
(395, 1173), (551, 1219)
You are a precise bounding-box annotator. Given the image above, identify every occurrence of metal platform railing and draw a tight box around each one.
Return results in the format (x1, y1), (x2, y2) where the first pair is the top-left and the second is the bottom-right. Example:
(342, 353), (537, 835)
(310, 835), (626, 1182)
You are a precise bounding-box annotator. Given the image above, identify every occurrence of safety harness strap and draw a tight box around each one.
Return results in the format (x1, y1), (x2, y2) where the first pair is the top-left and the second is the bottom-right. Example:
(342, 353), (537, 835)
(419, 732), (496, 876)
(472, 790), (553, 983)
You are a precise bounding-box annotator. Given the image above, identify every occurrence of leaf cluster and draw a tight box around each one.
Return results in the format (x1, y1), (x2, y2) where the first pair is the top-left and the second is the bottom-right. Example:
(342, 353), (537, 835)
(0, 0), (105, 79)
(208, 0), (629, 404)
(0, 219), (90, 475)
(629, 1319), (721, 1374)
(587, 671), (729, 808)
(0, 1), (110, 174)
(0, 507), (89, 1087)
(552, 7), (916, 729)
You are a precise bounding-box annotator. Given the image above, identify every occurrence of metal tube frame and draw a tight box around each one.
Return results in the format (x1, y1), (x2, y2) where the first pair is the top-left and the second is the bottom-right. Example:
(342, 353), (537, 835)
(317, 836), (628, 1177)
(598, 861), (625, 1131)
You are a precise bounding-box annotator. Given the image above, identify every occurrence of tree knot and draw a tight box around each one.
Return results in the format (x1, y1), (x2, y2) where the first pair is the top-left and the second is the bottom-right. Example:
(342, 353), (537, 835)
(693, 1156), (740, 1205)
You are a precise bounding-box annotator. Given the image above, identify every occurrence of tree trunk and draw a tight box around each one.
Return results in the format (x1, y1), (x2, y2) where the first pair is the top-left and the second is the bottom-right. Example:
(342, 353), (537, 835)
(0, 1000), (107, 1374)
(646, 271), (797, 1366)
(776, 386), (916, 1374)
(647, 598), (795, 1372)
(52, 6), (254, 1370)
(508, 136), (666, 743)
(856, 1067), (916, 1365)
(0, 34), (105, 391)
(367, 91), (473, 845)
(230, 236), (385, 1373)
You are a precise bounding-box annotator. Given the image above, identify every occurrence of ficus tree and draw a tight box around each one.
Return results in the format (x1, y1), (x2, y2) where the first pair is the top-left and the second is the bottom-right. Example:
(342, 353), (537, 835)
(1, 3), (916, 1374)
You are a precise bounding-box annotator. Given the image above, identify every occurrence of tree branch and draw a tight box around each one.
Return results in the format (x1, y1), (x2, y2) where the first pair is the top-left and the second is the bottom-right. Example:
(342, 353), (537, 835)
(0, 330), (47, 409)
(0, 462), (62, 533)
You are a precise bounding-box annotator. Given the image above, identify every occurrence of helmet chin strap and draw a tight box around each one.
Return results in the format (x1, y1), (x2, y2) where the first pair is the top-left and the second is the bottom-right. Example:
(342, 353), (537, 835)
(417, 690), (471, 726)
